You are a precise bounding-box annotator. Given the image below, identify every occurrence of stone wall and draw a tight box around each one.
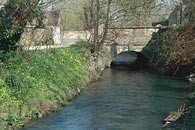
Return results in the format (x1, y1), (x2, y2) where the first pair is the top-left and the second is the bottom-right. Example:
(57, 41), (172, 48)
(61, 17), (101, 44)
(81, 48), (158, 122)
(63, 31), (90, 41)
(104, 28), (159, 58)
(86, 46), (112, 80)
(21, 10), (62, 45)
(21, 26), (52, 45)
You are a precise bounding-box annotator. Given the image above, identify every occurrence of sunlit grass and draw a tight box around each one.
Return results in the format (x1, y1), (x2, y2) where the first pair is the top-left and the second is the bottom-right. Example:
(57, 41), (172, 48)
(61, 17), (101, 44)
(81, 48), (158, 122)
(0, 41), (90, 128)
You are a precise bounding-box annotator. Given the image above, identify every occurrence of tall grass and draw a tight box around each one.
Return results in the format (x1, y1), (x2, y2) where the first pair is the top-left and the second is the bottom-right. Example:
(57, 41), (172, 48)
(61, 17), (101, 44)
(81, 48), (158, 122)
(0, 41), (90, 128)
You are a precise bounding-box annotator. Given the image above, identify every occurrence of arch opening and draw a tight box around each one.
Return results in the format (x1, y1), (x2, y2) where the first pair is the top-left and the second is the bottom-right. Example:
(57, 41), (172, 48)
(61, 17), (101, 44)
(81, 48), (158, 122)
(111, 51), (149, 70)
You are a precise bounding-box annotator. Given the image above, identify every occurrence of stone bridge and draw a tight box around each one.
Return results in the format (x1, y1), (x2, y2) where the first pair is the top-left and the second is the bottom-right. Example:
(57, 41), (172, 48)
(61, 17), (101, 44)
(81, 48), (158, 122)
(104, 27), (160, 58)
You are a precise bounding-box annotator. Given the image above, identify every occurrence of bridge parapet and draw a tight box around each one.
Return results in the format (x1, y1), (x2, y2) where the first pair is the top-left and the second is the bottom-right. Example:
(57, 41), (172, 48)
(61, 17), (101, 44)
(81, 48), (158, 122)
(104, 27), (159, 58)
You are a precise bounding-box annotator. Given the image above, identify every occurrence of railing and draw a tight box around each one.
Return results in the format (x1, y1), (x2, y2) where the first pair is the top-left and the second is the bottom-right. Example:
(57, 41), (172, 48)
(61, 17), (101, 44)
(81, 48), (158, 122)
(108, 26), (169, 29)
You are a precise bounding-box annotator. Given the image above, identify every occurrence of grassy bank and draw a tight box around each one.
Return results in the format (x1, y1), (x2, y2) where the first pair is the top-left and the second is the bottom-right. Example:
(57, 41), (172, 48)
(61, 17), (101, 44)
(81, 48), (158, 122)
(0, 41), (90, 129)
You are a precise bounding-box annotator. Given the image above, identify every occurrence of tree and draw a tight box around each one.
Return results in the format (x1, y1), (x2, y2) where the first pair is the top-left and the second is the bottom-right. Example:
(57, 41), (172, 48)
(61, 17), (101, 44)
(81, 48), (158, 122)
(83, 0), (112, 56)
(0, 0), (51, 53)
(60, 0), (85, 31)
(83, 0), (158, 56)
(109, 0), (157, 27)
(49, 0), (173, 56)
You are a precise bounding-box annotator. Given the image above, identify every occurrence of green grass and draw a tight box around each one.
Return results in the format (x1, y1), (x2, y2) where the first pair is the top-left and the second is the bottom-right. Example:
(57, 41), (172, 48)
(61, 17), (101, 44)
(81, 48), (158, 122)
(0, 41), (90, 128)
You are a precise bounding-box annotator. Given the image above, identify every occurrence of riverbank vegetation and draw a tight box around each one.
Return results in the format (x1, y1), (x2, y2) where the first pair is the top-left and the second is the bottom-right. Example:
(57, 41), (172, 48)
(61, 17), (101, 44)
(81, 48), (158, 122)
(142, 26), (195, 129)
(0, 41), (90, 129)
(142, 25), (195, 77)
(142, 4), (195, 128)
(0, 1), (93, 129)
(142, 0), (195, 77)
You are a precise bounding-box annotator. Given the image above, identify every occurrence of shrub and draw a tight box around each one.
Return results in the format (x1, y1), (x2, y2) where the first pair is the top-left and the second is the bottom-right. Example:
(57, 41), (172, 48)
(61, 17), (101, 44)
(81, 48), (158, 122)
(142, 26), (195, 76)
(0, 0), (44, 52)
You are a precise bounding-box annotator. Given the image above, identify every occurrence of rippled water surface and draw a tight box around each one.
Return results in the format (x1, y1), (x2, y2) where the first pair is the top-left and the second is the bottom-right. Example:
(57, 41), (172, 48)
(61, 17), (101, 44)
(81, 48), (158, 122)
(23, 69), (190, 130)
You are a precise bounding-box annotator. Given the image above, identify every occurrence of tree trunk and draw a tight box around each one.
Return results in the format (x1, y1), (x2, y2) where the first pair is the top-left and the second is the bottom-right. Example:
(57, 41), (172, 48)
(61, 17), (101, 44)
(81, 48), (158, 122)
(94, 0), (100, 54)
(100, 0), (112, 44)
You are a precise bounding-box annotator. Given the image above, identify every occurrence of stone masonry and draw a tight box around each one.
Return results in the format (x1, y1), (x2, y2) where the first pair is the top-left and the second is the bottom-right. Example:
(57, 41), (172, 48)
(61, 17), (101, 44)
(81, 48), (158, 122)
(104, 27), (159, 58)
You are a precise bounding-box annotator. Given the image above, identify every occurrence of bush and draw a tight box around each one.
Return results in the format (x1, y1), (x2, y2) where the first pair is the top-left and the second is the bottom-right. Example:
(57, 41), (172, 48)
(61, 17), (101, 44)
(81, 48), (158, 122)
(142, 26), (195, 76)
(0, 0), (44, 52)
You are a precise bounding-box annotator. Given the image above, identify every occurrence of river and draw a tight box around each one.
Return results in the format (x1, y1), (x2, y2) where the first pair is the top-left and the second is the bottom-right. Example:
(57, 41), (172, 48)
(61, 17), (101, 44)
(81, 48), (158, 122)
(23, 68), (190, 130)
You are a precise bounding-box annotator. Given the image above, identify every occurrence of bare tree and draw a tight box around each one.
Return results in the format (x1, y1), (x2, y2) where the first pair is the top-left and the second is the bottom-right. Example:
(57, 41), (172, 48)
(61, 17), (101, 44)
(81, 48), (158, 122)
(83, 0), (157, 56)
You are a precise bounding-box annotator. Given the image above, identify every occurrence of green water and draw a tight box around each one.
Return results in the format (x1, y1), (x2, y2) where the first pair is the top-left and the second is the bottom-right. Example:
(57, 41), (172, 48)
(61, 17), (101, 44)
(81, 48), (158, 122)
(23, 69), (190, 130)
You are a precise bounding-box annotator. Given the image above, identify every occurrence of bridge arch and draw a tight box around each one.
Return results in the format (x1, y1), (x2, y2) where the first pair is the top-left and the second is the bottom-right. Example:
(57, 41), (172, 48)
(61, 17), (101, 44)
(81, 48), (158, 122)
(104, 27), (159, 57)
(110, 51), (149, 69)
(103, 26), (161, 68)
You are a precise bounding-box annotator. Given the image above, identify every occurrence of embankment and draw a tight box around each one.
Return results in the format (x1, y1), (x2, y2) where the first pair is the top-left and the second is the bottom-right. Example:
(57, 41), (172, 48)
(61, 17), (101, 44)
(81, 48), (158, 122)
(0, 42), (111, 130)
(142, 26), (195, 129)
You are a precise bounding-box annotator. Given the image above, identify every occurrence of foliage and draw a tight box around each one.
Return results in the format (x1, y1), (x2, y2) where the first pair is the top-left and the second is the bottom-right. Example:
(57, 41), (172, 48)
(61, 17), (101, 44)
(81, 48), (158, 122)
(142, 26), (195, 76)
(0, 41), (89, 128)
(0, 0), (44, 52)
(183, 0), (195, 25)
(25, 108), (38, 118)
(6, 115), (23, 127)
(21, 38), (49, 46)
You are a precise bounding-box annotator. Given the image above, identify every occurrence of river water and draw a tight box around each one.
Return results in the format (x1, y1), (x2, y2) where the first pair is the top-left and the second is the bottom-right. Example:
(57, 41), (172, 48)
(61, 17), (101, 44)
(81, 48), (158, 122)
(23, 68), (190, 130)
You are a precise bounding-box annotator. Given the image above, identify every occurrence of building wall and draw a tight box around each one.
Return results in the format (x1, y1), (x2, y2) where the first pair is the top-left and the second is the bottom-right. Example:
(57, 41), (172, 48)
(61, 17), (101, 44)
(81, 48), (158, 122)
(21, 10), (62, 45)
